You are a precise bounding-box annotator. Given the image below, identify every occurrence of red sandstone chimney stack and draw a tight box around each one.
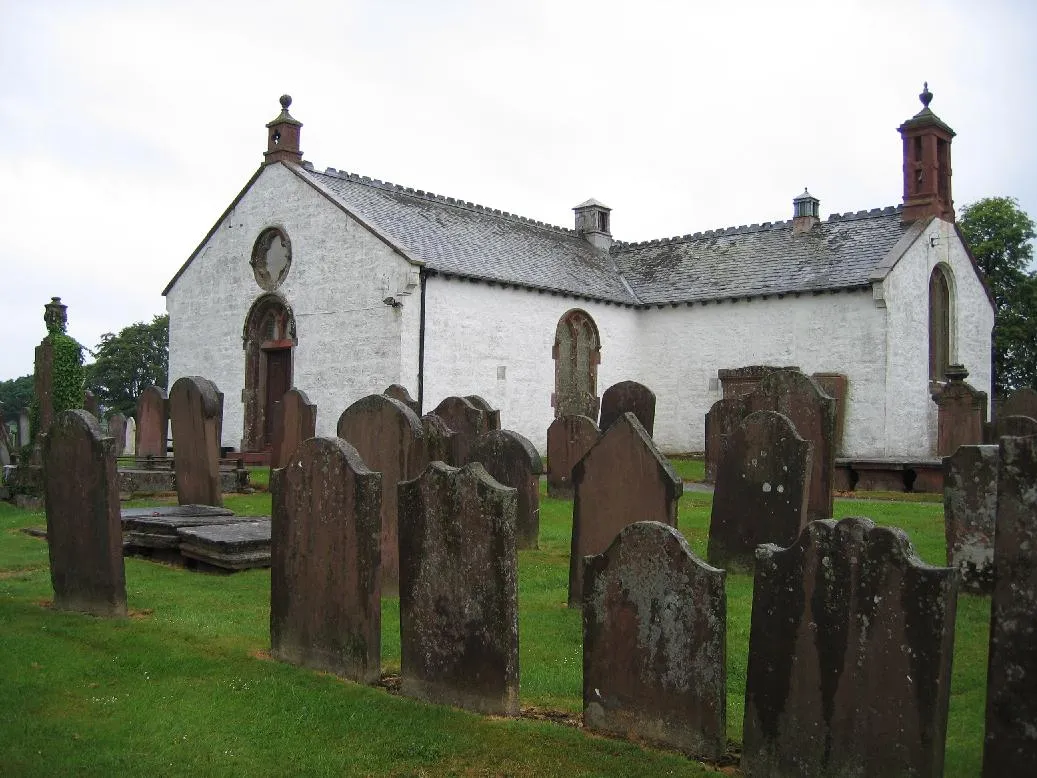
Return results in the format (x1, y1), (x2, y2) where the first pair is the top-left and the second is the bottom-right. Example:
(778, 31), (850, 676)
(264, 94), (303, 165)
(898, 83), (955, 224)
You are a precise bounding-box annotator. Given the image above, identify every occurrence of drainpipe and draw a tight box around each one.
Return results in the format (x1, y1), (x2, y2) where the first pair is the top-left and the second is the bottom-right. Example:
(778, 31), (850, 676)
(417, 269), (427, 414)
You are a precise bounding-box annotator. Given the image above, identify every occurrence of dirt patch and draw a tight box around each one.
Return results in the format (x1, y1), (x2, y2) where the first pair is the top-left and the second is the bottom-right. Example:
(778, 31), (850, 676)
(249, 649), (272, 661)
(520, 706), (582, 728)
(377, 673), (402, 694)
(128, 608), (154, 620)
(0, 566), (45, 579)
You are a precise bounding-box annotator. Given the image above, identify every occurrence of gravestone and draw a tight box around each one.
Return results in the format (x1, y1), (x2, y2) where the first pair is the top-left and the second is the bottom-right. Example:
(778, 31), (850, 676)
(421, 412), (457, 465)
(583, 521), (726, 759)
(743, 517), (958, 778)
(337, 394), (426, 596)
(985, 414), (1037, 443)
(983, 435), (1037, 776)
(998, 386), (1037, 421)
(271, 436), (383, 683)
(598, 380), (656, 436)
(703, 398), (744, 484)
(18, 408), (30, 448)
(107, 413), (127, 457)
(708, 410), (812, 571)
(467, 429), (544, 549)
(569, 412), (682, 607)
(124, 416), (136, 456)
(0, 437), (9, 467)
(943, 444), (998, 593)
(811, 372), (848, 455)
(384, 384), (420, 416)
(169, 376), (223, 507)
(271, 388), (316, 469)
(433, 396), (493, 465)
(136, 386), (169, 458)
(465, 395), (501, 430)
(932, 364), (987, 456)
(546, 415), (600, 499)
(398, 462), (519, 716)
(42, 410), (126, 617)
(83, 389), (99, 418)
(718, 365), (798, 399)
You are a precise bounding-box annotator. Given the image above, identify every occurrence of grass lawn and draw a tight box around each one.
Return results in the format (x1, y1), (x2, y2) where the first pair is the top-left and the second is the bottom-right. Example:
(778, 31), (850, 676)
(0, 482), (988, 777)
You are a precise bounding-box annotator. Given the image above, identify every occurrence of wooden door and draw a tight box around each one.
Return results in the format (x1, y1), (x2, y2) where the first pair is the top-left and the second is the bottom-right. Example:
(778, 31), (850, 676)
(264, 349), (292, 447)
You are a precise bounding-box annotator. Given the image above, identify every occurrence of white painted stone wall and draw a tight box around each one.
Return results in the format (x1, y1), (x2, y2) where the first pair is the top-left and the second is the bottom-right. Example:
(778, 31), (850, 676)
(166, 163), (419, 448)
(422, 277), (639, 452)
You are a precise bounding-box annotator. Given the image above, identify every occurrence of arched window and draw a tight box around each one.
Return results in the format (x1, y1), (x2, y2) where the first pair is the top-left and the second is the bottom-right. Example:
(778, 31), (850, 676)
(929, 265), (952, 381)
(553, 309), (601, 419)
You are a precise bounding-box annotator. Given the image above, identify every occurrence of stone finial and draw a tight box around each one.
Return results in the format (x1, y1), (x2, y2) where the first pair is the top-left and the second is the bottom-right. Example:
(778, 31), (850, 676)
(280, 94), (292, 111)
(44, 297), (68, 335)
(920, 81), (933, 109)
(945, 363), (969, 382)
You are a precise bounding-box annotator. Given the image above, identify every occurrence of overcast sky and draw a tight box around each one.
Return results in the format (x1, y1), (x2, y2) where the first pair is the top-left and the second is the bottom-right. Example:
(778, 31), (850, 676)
(2, 0), (1034, 382)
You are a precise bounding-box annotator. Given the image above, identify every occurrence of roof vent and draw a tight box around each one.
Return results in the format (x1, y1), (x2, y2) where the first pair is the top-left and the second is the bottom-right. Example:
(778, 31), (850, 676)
(573, 198), (612, 251)
(792, 188), (820, 235)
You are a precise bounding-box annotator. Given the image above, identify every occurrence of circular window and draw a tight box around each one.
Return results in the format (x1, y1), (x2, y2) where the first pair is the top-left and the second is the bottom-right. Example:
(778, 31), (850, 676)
(250, 228), (292, 291)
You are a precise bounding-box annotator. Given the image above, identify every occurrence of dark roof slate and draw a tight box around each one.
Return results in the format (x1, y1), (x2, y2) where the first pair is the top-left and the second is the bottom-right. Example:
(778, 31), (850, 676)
(292, 164), (912, 307)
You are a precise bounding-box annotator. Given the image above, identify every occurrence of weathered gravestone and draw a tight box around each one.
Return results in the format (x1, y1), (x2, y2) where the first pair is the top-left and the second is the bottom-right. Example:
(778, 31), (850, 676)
(985, 414), (1037, 443)
(107, 413), (127, 457)
(743, 517), (958, 778)
(42, 410), (126, 617)
(583, 521), (726, 759)
(136, 386), (169, 457)
(467, 429), (544, 549)
(465, 395), (501, 430)
(83, 389), (99, 418)
(421, 412), (457, 465)
(271, 436), (382, 683)
(337, 395), (426, 596)
(983, 435), (1037, 777)
(718, 365), (798, 399)
(384, 384), (420, 416)
(943, 444), (998, 593)
(124, 416), (136, 456)
(18, 408), (30, 448)
(546, 415), (600, 499)
(398, 462), (519, 716)
(708, 410), (812, 571)
(704, 397), (744, 484)
(271, 388), (316, 469)
(811, 372), (848, 455)
(998, 386), (1037, 421)
(569, 412), (682, 607)
(932, 364), (987, 456)
(169, 376), (224, 507)
(432, 396), (492, 465)
(598, 380), (656, 437)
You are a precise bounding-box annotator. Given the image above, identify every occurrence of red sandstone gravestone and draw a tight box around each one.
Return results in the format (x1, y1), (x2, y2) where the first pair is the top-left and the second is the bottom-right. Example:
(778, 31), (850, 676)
(43, 410), (126, 617)
(337, 395), (426, 596)
(932, 364), (987, 457)
(432, 396), (493, 466)
(998, 385), (1037, 421)
(383, 384), (420, 416)
(569, 412), (682, 607)
(465, 395), (501, 430)
(943, 444), (998, 593)
(742, 517), (958, 778)
(546, 415), (600, 499)
(598, 380), (656, 437)
(984, 414), (1037, 443)
(169, 376), (224, 507)
(467, 428), (544, 549)
(708, 410), (812, 571)
(398, 462), (519, 716)
(136, 386), (169, 457)
(583, 521), (726, 759)
(703, 397), (744, 484)
(271, 388), (316, 469)
(271, 436), (383, 684)
(107, 413), (127, 458)
(421, 412), (457, 465)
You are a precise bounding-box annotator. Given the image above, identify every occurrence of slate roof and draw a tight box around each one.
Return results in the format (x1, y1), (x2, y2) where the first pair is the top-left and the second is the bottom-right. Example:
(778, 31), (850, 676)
(286, 163), (913, 306)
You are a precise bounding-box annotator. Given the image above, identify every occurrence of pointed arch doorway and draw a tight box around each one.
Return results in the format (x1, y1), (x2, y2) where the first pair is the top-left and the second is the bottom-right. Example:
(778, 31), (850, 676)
(242, 294), (297, 452)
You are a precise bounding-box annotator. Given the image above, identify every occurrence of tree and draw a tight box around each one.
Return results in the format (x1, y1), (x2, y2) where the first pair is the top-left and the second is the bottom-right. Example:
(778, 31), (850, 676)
(0, 374), (33, 422)
(958, 197), (1037, 396)
(84, 314), (169, 418)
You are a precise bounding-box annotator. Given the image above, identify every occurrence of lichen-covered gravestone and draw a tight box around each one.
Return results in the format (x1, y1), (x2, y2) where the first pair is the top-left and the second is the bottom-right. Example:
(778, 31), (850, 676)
(465, 395), (501, 430)
(583, 521), (726, 759)
(107, 413), (127, 457)
(270, 437), (382, 683)
(943, 444), (998, 593)
(983, 435), (1037, 776)
(383, 384), (420, 416)
(467, 429), (544, 549)
(703, 397), (744, 484)
(546, 415), (600, 499)
(124, 416), (136, 456)
(397, 462), (519, 716)
(985, 414), (1037, 443)
(337, 395), (426, 596)
(169, 376), (224, 507)
(136, 386), (169, 457)
(598, 380), (656, 436)
(43, 410), (126, 617)
(569, 412), (682, 607)
(708, 410), (812, 571)
(432, 396), (493, 465)
(271, 388), (316, 469)
(421, 412), (457, 465)
(742, 517), (958, 778)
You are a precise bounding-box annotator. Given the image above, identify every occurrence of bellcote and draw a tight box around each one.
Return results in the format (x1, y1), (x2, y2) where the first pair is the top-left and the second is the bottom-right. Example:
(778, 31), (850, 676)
(792, 188), (820, 235)
(573, 198), (613, 251)
(264, 94), (303, 166)
(898, 83), (955, 224)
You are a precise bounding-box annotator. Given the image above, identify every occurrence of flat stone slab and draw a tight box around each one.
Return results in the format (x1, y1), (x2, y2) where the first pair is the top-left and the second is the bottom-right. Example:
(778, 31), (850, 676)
(124, 513), (253, 550)
(122, 505), (235, 520)
(177, 519), (271, 570)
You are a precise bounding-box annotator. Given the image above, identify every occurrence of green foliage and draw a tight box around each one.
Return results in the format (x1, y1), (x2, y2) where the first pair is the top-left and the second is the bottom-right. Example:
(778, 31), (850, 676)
(29, 333), (84, 441)
(959, 196), (1037, 394)
(0, 374), (33, 421)
(85, 314), (168, 418)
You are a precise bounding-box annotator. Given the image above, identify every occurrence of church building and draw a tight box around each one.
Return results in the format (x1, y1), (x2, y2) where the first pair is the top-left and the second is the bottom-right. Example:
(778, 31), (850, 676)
(163, 86), (993, 459)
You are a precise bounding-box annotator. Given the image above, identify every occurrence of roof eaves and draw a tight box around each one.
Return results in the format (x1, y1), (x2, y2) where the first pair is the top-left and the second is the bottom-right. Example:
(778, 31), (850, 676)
(426, 268), (637, 307)
(867, 216), (932, 283)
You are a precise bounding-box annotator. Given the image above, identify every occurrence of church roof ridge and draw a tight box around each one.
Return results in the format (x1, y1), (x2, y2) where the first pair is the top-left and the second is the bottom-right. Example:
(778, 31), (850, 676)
(312, 163), (574, 234)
